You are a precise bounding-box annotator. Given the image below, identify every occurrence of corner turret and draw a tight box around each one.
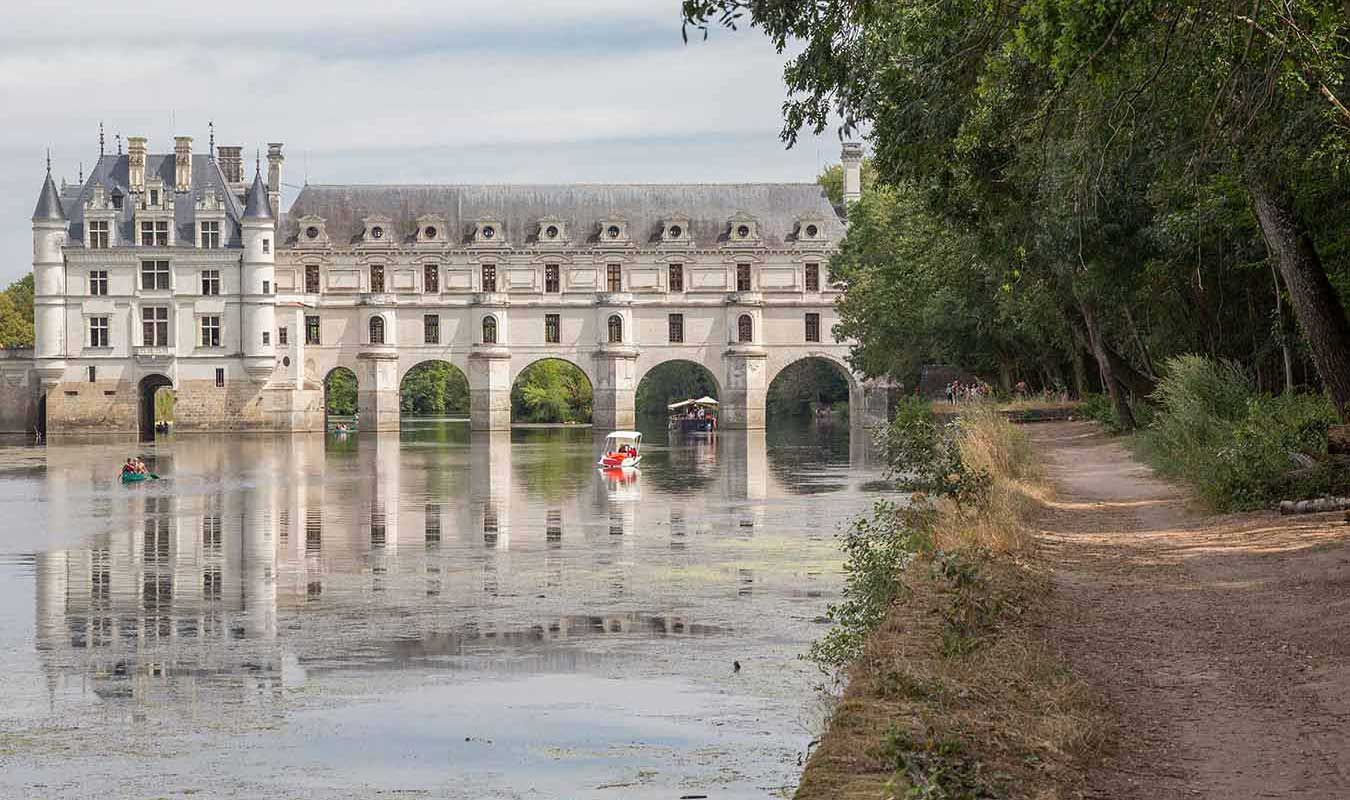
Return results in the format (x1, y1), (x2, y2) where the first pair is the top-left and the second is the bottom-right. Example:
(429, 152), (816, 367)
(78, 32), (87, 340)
(241, 166), (277, 380)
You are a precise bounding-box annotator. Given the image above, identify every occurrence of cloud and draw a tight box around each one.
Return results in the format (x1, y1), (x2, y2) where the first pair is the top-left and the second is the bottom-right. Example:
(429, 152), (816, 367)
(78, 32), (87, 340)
(0, 0), (847, 283)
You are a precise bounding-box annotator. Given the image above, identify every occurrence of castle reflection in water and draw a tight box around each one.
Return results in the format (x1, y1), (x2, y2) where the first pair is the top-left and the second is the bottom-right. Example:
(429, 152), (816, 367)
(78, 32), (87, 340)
(32, 426), (872, 705)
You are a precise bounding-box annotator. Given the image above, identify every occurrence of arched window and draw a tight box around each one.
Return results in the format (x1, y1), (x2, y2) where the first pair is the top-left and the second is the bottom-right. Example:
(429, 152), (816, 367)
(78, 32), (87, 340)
(482, 315), (498, 344)
(737, 314), (753, 343)
(369, 316), (385, 345)
(607, 314), (623, 343)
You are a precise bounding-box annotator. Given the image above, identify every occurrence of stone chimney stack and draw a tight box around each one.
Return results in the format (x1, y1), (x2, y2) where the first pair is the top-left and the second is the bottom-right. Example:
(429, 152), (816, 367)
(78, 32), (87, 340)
(218, 146), (243, 183)
(841, 142), (864, 206)
(174, 136), (193, 192)
(266, 143), (284, 217)
(127, 136), (148, 193)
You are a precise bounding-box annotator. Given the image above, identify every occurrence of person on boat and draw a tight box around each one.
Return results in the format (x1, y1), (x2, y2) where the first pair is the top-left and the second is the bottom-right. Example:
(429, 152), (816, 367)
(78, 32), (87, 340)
(122, 458), (136, 476)
(133, 458), (148, 475)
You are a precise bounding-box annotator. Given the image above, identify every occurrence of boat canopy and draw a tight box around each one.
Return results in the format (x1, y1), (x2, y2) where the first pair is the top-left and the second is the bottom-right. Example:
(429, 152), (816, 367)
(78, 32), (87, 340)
(666, 396), (720, 411)
(604, 431), (643, 446)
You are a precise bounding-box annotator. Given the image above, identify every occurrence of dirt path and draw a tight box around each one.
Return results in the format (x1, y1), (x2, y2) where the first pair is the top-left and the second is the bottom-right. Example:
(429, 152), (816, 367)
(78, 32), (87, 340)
(1029, 422), (1350, 799)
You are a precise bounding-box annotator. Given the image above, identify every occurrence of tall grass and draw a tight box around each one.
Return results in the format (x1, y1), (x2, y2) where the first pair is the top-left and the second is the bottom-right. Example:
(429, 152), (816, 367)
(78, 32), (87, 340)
(1139, 355), (1343, 510)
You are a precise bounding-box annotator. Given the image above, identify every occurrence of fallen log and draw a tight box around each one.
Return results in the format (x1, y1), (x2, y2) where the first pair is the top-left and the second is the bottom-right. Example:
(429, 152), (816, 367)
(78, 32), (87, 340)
(1278, 496), (1350, 515)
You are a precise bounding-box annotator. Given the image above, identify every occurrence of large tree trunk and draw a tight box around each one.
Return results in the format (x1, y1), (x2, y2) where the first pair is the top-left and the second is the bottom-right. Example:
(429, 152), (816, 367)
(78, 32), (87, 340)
(1071, 345), (1090, 399)
(1248, 174), (1350, 421)
(1078, 297), (1137, 430)
(1270, 261), (1296, 394)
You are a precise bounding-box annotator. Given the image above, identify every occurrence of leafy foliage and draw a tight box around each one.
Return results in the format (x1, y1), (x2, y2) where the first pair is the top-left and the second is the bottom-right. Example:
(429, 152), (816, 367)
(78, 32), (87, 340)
(400, 361), (469, 417)
(634, 360), (718, 414)
(325, 368), (357, 417)
(882, 398), (993, 509)
(511, 359), (592, 423)
(0, 275), (35, 348)
(766, 357), (851, 418)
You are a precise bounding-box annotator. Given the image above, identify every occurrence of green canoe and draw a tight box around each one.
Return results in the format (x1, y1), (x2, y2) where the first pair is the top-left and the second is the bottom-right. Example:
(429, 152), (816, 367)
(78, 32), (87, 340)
(120, 472), (158, 484)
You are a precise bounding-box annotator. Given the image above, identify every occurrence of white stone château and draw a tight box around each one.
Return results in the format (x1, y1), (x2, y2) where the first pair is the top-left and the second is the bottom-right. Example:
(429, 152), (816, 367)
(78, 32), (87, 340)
(13, 134), (886, 437)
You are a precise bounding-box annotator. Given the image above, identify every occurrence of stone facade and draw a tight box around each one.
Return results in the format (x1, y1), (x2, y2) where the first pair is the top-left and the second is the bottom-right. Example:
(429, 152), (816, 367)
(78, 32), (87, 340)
(19, 135), (885, 436)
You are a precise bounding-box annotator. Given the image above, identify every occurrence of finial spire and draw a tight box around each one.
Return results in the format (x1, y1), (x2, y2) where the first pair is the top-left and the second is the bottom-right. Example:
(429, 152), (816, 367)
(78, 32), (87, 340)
(255, 148), (261, 174)
(79, 161), (83, 184)
(99, 122), (105, 157)
(45, 148), (51, 174)
(116, 133), (122, 155)
(208, 121), (215, 159)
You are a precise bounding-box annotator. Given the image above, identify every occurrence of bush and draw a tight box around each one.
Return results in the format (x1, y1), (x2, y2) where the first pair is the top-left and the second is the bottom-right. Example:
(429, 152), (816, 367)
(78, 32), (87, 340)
(1140, 355), (1341, 510)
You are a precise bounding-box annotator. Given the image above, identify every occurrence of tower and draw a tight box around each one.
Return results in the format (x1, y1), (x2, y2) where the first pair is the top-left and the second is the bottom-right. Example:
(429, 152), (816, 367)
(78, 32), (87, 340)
(241, 166), (277, 382)
(31, 164), (68, 389)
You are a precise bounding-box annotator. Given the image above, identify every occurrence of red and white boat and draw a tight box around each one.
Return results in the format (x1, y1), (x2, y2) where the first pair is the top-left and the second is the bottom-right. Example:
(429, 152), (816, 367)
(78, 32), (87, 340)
(597, 431), (643, 469)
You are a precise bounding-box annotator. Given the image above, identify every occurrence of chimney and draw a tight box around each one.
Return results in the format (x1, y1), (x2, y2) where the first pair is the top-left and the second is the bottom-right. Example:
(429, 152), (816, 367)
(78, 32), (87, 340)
(218, 146), (243, 183)
(266, 143), (284, 217)
(127, 136), (148, 194)
(174, 136), (193, 192)
(841, 142), (864, 206)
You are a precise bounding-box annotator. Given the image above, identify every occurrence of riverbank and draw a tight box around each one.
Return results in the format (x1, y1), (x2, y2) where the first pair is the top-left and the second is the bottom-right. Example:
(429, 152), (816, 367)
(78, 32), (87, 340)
(797, 420), (1350, 798)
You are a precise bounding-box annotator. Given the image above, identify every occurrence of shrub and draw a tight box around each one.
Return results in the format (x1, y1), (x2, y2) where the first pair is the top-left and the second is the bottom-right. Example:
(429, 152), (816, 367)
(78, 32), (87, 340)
(1140, 355), (1341, 510)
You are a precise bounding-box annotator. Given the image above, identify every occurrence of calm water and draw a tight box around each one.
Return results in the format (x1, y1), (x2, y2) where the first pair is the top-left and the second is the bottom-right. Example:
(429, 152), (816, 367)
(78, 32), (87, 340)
(0, 420), (891, 799)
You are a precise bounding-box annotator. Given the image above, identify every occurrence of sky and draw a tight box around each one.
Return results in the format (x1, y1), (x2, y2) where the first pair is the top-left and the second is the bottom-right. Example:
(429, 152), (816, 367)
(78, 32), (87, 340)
(0, 0), (847, 284)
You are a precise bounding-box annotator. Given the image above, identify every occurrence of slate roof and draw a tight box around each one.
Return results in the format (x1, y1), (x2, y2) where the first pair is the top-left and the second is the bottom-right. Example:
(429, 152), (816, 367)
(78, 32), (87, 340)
(60, 153), (246, 248)
(283, 183), (843, 247)
(32, 171), (66, 222)
(243, 170), (272, 220)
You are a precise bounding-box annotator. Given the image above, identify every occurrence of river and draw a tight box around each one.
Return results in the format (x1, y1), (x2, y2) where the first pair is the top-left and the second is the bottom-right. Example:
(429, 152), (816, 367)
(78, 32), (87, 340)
(0, 420), (892, 799)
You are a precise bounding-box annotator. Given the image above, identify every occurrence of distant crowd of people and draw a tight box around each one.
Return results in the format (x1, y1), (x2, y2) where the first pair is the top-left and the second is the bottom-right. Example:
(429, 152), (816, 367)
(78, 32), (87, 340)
(945, 380), (993, 404)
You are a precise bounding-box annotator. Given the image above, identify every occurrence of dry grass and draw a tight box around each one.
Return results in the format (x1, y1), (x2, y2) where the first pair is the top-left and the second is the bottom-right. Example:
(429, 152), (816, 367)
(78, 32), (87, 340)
(796, 411), (1108, 799)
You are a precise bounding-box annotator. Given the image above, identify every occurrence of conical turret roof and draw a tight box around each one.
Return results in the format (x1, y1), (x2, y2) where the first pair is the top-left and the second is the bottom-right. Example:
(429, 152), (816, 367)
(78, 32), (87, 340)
(243, 168), (272, 220)
(32, 169), (66, 222)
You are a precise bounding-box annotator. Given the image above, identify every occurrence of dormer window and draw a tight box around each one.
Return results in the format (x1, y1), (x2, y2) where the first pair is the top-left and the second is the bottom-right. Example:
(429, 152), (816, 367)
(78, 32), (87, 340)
(371, 226), (384, 240)
(795, 216), (827, 244)
(669, 225), (682, 239)
(424, 226), (437, 239)
(361, 215), (393, 244)
(89, 221), (109, 249)
(415, 215), (447, 244)
(200, 221), (220, 249)
(149, 189), (160, 207)
(141, 221), (168, 246)
(111, 190), (124, 211)
(736, 225), (750, 239)
(662, 215), (691, 245)
(307, 226), (319, 239)
(726, 213), (761, 245)
(607, 225), (621, 239)
(546, 225), (559, 239)
(805, 224), (819, 238)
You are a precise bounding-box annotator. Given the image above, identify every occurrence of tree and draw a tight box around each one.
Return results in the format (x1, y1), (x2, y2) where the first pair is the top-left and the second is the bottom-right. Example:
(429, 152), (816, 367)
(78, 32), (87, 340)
(511, 360), (593, 423)
(0, 275), (35, 348)
(400, 362), (469, 416)
(326, 368), (357, 416)
(635, 361), (719, 414)
(817, 158), (877, 206)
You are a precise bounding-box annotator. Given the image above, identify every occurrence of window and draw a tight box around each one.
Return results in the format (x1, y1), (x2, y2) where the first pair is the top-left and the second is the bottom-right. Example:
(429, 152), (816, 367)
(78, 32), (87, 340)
(669, 263), (683, 293)
(89, 316), (109, 348)
(482, 316), (497, 344)
(215, 368), (225, 388)
(278, 326), (288, 345)
(424, 264), (439, 293)
(607, 314), (623, 343)
(424, 315), (440, 344)
(482, 264), (497, 293)
(89, 270), (108, 296)
(805, 262), (820, 292)
(262, 238), (270, 254)
(736, 263), (751, 292)
(305, 315), (321, 345)
(668, 313), (684, 343)
(545, 264), (560, 293)
(142, 306), (169, 346)
(369, 316), (385, 345)
(606, 264), (621, 292)
(545, 314), (560, 344)
(149, 189), (160, 207)
(737, 314), (753, 343)
(262, 331), (270, 346)
(370, 264), (384, 293)
(140, 220), (168, 246)
(201, 269), (220, 296)
(200, 221), (220, 248)
(201, 315), (221, 348)
(88, 365), (97, 383)
(141, 260), (169, 291)
(305, 265), (320, 294)
(89, 220), (109, 249)
(805, 313), (821, 343)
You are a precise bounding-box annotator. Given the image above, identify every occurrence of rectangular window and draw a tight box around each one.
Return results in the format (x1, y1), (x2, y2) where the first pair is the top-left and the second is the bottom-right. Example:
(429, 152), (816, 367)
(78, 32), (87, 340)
(88, 365), (97, 383)
(545, 313), (560, 344)
(736, 263), (751, 292)
(545, 264), (560, 293)
(89, 316), (109, 348)
(424, 315), (440, 344)
(140, 220), (168, 246)
(200, 315), (221, 348)
(278, 326), (288, 345)
(141, 306), (169, 346)
(305, 315), (321, 345)
(262, 238), (270, 254)
(481, 264), (497, 293)
(262, 331), (270, 346)
(606, 264), (622, 292)
(668, 313), (684, 343)
(89, 270), (108, 296)
(149, 189), (160, 207)
(805, 313), (821, 343)
(215, 368), (225, 388)
(370, 264), (384, 293)
(669, 263), (683, 293)
(89, 220), (109, 249)
(200, 221), (220, 248)
(200, 269), (220, 296)
(305, 265), (320, 294)
(263, 280), (270, 295)
(424, 264), (439, 293)
(805, 262), (820, 292)
(140, 260), (169, 291)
